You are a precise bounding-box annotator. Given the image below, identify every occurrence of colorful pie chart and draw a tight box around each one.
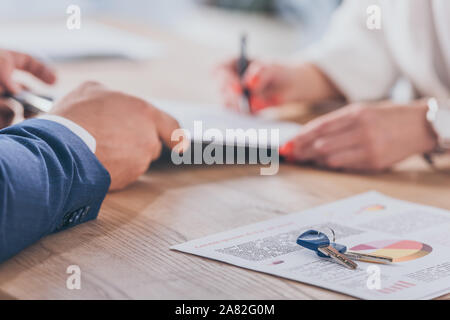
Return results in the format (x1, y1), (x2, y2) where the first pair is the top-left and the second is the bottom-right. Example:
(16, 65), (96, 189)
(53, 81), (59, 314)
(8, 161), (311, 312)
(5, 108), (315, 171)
(350, 240), (432, 262)
(358, 204), (386, 213)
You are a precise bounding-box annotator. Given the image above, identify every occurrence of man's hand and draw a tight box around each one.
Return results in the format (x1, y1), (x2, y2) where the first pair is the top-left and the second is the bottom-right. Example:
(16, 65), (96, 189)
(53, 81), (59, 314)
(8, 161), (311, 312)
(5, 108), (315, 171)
(51, 82), (184, 190)
(0, 49), (57, 129)
(280, 101), (438, 172)
(0, 49), (56, 95)
(0, 99), (23, 128)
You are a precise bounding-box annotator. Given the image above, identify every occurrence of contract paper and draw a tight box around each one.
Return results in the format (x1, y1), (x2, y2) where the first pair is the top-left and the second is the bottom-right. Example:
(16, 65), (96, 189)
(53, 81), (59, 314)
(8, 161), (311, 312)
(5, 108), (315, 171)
(154, 99), (302, 148)
(171, 192), (450, 300)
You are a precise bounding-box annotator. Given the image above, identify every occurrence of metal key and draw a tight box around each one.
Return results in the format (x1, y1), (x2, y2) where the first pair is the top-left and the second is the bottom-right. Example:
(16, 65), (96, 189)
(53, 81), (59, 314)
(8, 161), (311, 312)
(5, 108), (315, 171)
(315, 240), (392, 264)
(344, 251), (392, 264)
(317, 245), (358, 270)
(297, 230), (358, 270)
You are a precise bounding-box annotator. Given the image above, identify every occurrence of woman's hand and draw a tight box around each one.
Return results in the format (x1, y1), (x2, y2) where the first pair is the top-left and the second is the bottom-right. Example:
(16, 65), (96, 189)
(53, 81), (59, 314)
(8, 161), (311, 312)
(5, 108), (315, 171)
(280, 101), (438, 172)
(216, 59), (342, 113)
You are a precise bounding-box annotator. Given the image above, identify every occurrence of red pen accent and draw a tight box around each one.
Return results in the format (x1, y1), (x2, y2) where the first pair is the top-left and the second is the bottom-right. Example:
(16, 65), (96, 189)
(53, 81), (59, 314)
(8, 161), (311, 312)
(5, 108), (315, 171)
(249, 94), (283, 113)
(247, 73), (260, 89)
(279, 141), (294, 157)
(250, 96), (268, 112)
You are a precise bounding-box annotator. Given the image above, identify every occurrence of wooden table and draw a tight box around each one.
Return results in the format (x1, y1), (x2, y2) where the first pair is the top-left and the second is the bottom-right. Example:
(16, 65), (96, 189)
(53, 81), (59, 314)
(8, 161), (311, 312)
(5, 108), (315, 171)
(0, 16), (449, 300)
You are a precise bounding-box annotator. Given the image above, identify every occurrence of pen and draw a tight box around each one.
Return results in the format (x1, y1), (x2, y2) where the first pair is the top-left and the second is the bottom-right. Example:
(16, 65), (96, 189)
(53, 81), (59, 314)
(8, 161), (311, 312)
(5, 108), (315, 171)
(4, 91), (54, 114)
(237, 33), (251, 113)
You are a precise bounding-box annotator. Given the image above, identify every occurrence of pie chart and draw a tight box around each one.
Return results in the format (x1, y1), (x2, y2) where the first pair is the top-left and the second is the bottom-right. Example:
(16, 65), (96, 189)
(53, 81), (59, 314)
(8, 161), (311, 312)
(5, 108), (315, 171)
(357, 204), (386, 214)
(350, 240), (432, 262)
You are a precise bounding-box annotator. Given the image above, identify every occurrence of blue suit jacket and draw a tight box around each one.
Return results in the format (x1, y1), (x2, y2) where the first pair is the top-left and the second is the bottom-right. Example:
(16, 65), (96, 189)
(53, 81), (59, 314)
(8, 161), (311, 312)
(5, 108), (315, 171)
(0, 119), (110, 263)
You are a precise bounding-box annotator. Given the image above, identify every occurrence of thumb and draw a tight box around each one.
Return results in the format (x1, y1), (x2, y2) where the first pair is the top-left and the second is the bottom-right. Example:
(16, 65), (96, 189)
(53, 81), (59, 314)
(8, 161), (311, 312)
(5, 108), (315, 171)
(0, 99), (23, 128)
(0, 52), (20, 94)
(154, 108), (189, 153)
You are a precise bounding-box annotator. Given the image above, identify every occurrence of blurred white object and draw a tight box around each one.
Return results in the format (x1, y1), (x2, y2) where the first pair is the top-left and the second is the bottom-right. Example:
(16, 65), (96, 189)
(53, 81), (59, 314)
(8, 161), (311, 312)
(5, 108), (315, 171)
(303, 0), (450, 102)
(275, 0), (341, 46)
(0, 21), (163, 61)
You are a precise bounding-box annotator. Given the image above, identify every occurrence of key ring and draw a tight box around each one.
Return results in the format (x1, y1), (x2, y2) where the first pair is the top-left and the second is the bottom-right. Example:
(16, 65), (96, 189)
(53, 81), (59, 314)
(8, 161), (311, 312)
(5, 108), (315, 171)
(316, 227), (336, 243)
(326, 227), (336, 243)
(297, 229), (347, 258)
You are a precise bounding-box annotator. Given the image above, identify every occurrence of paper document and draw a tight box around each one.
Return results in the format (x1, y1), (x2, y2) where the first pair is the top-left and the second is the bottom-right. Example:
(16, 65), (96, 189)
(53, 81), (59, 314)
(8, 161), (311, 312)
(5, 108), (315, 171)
(154, 100), (302, 148)
(0, 21), (163, 61)
(171, 192), (450, 299)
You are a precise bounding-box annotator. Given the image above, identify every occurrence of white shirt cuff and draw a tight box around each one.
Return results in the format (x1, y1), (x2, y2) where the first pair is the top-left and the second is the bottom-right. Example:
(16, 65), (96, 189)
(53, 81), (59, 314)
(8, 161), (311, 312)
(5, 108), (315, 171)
(37, 115), (97, 153)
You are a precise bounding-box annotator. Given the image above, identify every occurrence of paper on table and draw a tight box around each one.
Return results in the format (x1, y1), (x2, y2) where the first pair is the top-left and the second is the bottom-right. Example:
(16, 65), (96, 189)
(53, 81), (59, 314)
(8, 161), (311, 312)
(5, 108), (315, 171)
(154, 99), (302, 148)
(171, 191), (450, 300)
(0, 21), (163, 61)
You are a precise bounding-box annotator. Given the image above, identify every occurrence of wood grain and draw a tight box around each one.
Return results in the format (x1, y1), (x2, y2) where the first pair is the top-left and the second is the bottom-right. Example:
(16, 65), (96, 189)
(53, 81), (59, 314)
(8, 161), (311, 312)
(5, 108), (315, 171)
(0, 17), (449, 300)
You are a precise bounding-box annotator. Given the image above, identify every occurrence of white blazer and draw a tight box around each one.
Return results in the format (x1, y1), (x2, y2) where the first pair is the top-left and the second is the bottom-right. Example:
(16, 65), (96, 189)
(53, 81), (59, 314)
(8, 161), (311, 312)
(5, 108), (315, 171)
(305, 0), (450, 102)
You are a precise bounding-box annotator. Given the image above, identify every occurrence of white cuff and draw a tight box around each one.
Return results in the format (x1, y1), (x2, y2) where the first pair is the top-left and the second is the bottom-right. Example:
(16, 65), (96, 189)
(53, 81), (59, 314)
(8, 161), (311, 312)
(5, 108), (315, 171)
(37, 115), (97, 153)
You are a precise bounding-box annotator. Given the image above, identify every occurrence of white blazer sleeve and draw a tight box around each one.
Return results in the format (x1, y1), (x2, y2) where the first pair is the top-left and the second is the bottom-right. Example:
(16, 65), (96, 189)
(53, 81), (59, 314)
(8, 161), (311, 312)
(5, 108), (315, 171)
(302, 0), (399, 102)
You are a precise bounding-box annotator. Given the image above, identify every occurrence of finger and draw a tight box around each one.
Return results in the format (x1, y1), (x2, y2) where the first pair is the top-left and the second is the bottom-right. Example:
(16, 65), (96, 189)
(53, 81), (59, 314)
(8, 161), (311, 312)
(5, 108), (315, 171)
(0, 51), (20, 94)
(294, 128), (363, 161)
(153, 108), (187, 151)
(292, 140), (316, 162)
(215, 58), (239, 74)
(219, 68), (242, 94)
(243, 62), (274, 94)
(223, 88), (241, 113)
(217, 60), (245, 112)
(11, 51), (57, 84)
(249, 93), (282, 113)
(292, 108), (358, 151)
(216, 58), (241, 88)
(320, 147), (367, 169)
(242, 63), (282, 112)
(150, 139), (163, 162)
(0, 100), (15, 128)
(16, 83), (37, 118)
(0, 99), (24, 128)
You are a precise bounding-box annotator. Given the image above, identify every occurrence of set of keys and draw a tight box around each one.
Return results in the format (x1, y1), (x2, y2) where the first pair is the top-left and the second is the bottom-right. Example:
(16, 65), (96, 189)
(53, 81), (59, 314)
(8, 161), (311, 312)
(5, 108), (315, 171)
(296, 229), (393, 270)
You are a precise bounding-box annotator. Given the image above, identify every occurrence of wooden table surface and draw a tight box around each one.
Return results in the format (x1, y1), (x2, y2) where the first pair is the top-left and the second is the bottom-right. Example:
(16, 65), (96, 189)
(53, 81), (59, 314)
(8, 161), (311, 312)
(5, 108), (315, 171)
(0, 17), (449, 300)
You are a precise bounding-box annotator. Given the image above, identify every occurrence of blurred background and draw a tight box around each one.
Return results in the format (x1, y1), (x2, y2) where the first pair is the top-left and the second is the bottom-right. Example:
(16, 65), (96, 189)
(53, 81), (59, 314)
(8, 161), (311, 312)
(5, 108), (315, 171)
(1, 0), (341, 55)
(0, 0), (343, 109)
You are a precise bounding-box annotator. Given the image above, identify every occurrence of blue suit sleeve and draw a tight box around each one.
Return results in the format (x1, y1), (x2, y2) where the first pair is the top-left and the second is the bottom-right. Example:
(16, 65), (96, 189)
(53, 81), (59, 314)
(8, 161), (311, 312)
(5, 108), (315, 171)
(0, 119), (111, 263)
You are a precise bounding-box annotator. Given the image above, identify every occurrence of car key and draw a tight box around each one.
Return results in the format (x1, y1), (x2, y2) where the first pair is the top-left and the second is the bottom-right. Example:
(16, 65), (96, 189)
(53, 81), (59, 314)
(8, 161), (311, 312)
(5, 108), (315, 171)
(315, 240), (392, 264)
(297, 230), (358, 270)
(344, 251), (392, 264)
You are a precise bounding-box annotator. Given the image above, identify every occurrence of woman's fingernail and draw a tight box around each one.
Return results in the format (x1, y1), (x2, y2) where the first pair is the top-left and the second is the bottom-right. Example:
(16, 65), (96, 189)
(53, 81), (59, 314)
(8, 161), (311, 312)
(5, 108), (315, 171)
(247, 74), (260, 89)
(279, 141), (294, 157)
(250, 96), (267, 112)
